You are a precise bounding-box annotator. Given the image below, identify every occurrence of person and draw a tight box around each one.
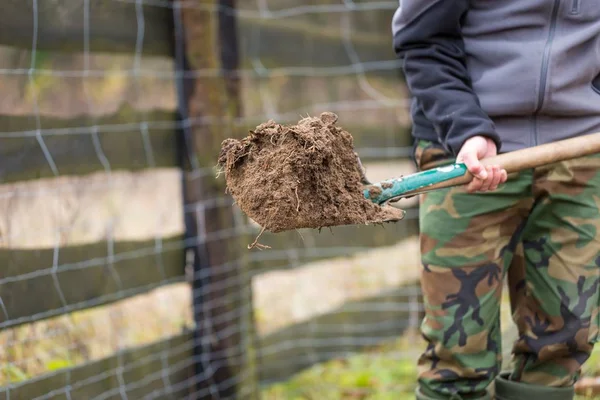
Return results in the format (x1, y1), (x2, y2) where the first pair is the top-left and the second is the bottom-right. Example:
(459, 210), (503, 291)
(391, 1), (600, 399)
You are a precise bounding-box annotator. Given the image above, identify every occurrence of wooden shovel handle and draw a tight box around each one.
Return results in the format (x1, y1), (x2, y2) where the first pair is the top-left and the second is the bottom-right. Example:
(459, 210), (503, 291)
(415, 131), (600, 193)
(485, 131), (600, 172)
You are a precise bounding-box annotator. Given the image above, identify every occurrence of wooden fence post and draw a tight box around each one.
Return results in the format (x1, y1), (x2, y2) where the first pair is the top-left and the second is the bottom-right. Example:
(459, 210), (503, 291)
(173, 1), (257, 398)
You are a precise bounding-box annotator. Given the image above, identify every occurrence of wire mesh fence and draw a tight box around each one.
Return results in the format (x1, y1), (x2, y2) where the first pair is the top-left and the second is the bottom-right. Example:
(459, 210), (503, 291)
(0, 1), (430, 399)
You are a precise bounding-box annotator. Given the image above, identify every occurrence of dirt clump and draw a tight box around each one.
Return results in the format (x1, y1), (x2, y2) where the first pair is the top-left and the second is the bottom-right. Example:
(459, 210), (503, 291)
(217, 112), (405, 237)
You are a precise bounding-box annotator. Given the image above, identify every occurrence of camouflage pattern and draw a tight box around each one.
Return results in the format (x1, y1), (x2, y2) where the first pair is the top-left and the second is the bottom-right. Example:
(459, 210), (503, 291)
(413, 140), (600, 399)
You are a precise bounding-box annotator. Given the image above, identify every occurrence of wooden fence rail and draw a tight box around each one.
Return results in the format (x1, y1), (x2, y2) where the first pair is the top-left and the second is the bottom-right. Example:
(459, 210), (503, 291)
(1, 332), (196, 400)
(1, 0), (398, 70)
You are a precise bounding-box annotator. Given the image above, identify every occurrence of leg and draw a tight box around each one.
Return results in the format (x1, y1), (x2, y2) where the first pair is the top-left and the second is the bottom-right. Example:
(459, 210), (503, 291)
(509, 155), (600, 388)
(415, 143), (533, 399)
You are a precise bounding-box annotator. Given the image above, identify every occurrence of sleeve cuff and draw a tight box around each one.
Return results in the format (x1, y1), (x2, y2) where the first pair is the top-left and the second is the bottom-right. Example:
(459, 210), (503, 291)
(445, 129), (502, 157)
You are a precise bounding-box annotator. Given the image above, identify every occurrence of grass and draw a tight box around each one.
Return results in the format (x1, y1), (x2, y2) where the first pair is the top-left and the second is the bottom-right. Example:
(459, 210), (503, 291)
(257, 272), (600, 400)
(261, 329), (600, 400)
(261, 331), (422, 400)
(0, 283), (193, 386)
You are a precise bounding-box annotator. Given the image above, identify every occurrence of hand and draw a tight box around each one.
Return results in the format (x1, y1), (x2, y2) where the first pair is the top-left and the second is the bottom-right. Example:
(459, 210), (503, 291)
(456, 136), (507, 193)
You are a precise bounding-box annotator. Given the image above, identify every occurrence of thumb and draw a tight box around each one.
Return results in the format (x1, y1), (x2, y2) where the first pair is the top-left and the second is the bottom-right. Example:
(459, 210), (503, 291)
(461, 150), (488, 180)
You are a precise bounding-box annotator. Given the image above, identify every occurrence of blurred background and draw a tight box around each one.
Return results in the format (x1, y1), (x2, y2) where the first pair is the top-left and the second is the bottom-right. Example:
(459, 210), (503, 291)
(0, 1), (598, 399)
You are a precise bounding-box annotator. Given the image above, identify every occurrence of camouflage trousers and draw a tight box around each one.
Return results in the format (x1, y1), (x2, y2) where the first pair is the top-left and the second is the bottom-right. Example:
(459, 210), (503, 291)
(413, 140), (600, 399)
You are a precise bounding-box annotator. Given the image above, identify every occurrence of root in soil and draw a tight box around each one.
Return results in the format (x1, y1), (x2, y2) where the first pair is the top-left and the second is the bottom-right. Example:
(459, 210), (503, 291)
(217, 112), (405, 240)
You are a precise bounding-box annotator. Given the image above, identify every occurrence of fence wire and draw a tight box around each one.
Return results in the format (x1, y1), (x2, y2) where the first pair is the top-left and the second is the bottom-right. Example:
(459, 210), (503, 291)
(0, 1), (425, 399)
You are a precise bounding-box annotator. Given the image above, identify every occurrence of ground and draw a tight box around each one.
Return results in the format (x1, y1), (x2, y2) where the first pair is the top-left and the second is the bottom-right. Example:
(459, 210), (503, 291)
(261, 333), (600, 400)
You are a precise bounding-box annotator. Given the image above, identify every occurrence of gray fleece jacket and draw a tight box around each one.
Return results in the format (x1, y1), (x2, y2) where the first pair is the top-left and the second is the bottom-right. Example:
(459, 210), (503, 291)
(392, 0), (600, 155)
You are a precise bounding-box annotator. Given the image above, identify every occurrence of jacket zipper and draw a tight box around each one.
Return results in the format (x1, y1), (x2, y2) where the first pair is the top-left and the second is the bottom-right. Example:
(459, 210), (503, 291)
(533, 0), (561, 145)
(571, 0), (580, 14)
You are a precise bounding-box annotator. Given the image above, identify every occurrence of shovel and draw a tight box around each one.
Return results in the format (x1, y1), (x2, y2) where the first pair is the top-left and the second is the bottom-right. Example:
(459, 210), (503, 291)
(361, 131), (600, 205)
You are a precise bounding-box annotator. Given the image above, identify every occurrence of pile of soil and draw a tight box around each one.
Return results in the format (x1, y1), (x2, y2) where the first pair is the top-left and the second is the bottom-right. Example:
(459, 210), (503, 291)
(217, 112), (405, 235)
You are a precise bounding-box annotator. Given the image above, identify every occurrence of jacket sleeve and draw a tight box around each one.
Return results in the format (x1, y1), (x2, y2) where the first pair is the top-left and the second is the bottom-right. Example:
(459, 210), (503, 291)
(392, 0), (501, 155)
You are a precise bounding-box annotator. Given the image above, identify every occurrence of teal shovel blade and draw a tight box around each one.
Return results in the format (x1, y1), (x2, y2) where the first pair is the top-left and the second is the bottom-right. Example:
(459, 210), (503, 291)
(364, 163), (468, 205)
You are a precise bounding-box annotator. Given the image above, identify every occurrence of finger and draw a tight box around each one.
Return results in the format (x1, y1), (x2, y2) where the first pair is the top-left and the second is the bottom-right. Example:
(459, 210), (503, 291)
(478, 166), (495, 192)
(461, 151), (488, 180)
(467, 177), (484, 193)
(488, 166), (503, 191)
(491, 169), (508, 189)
